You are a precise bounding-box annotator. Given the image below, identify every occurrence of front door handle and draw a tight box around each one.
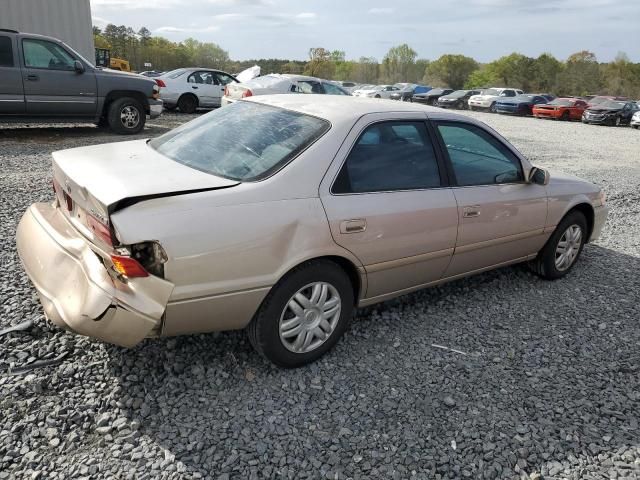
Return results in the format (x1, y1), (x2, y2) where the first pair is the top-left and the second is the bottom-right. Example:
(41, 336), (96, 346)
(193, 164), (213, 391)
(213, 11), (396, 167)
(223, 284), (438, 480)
(192, 86), (199, 89)
(340, 219), (366, 234)
(463, 206), (481, 218)
(26, 74), (39, 81)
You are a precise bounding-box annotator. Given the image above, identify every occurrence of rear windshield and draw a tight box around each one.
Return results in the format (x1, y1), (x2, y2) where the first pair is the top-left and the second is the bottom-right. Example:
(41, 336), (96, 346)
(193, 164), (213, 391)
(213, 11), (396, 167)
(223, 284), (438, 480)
(149, 101), (331, 181)
(482, 89), (500, 96)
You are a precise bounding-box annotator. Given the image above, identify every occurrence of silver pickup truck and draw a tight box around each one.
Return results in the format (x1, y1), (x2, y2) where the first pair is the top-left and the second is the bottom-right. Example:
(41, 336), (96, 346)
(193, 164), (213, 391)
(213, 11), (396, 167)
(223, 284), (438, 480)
(0, 29), (162, 134)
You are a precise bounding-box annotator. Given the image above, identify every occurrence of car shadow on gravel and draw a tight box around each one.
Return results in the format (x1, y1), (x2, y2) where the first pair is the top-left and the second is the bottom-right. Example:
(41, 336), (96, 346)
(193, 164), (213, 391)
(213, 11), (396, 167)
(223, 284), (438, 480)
(0, 124), (172, 144)
(104, 244), (640, 479)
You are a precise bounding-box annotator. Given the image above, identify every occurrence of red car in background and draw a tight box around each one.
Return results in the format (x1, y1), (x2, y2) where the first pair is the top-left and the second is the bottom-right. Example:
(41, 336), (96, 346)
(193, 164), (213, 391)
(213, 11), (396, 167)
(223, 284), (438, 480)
(533, 98), (589, 121)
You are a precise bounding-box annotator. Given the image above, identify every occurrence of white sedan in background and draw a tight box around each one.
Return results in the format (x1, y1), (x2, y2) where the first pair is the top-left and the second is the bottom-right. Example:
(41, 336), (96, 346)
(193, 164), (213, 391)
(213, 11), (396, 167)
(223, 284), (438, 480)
(155, 68), (239, 113)
(468, 88), (523, 112)
(352, 85), (400, 99)
(222, 74), (349, 105)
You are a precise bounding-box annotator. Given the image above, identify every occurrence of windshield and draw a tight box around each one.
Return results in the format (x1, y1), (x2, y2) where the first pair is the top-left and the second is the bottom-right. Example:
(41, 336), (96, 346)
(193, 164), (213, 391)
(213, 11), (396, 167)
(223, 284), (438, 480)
(448, 90), (468, 98)
(482, 89), (500, 96)
(150, 102), (330, 181)
(589, 96), (609, 105)
(549, 99), (575, 106)
(599, 100), (625, 109)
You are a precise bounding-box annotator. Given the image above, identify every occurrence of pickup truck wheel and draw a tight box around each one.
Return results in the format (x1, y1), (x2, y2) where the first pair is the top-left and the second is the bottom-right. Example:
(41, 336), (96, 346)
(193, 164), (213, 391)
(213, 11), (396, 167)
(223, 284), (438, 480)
(247, 260), (354, 368)
(177, 94), (198, 114)
(529, 211), (587, 280)
(107, 97), (145, 135)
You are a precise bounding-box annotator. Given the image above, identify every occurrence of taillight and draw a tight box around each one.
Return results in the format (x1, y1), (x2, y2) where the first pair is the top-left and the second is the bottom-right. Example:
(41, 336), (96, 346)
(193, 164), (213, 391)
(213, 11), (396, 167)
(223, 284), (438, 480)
(87, 214), (113, 246)
(224, 85), (229, 97)
(110, 255), (149, 278)
(155, 79), (166, 88)
(242, 89), (253, 98)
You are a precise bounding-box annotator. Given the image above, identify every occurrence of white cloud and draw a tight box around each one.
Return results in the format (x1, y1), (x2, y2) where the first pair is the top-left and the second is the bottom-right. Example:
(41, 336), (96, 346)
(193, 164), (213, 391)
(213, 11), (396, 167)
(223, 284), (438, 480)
(296, 12), (317, 19)
(92, 15), (111, 28)
(368, 7), (395, 14)
(154, 25), (220, 33)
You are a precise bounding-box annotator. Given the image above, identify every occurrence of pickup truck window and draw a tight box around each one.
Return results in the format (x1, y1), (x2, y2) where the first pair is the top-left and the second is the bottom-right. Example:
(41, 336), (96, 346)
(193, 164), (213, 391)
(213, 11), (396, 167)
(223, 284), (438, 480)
(23, 38), (75, 70)
(0, 36), (13, 67)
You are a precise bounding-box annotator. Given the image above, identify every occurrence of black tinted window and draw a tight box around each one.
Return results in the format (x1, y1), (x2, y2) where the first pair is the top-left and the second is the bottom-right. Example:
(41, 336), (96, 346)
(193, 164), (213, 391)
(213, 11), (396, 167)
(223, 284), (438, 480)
(333, 121), (441, 194)
(0, 36), (13, 67)
(437, 122), (523, 186)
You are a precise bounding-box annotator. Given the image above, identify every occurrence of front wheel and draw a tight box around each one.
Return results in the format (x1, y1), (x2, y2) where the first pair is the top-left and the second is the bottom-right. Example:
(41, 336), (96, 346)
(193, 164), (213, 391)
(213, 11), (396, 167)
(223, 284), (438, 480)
(247, 260), (355, 368)
(489, 102), (497, 113)
(374, 94), (381, 99)
(614, 116), (621, 127)
(107, 97), (146, 135)
(561, 111), (570, 121)
(529, 211), (587, 280)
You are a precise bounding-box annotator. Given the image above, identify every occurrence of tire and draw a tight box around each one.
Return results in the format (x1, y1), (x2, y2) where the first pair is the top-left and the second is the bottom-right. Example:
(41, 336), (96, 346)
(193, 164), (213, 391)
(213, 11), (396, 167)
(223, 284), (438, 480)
(529, 211), (587, 280)
(561, 110), (570, 121)
(470, 106), (476, 111)
(177, 94), (198, 114)
(107, 97), (146, 135)
(374, 94), (381, 99)
(614, 116), (621, 127)
(456, 101), (464, 110)
(247, 260), (355, 368)
(489, 102), (497, 113)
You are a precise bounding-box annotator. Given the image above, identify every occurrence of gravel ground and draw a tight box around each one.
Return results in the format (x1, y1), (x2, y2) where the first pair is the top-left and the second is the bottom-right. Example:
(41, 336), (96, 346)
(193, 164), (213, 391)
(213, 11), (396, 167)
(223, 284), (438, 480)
(1, 110), (639, 480)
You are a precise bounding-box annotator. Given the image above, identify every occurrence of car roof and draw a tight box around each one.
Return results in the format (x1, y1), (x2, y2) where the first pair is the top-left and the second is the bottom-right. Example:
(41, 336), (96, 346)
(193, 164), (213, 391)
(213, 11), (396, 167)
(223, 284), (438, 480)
(246, 94), (471, 124)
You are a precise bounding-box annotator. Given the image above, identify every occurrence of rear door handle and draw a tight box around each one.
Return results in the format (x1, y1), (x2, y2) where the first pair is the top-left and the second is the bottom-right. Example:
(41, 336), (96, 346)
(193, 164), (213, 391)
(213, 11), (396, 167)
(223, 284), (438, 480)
(340, 219), (366, 234)
(26, 74), (39, 81)
(192, 86), (198, 89)
(463, 206), (481, 218)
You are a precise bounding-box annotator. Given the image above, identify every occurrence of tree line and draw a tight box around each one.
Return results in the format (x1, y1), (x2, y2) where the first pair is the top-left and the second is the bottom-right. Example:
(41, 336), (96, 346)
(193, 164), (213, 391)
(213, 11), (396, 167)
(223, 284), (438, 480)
(94, 25), (640, 98)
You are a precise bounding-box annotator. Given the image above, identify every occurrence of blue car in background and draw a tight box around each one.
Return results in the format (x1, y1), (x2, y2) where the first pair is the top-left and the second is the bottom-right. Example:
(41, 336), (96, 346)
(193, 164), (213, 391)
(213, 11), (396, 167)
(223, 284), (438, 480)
(496, 94), (555, 116)
(390, 84), (432, 102)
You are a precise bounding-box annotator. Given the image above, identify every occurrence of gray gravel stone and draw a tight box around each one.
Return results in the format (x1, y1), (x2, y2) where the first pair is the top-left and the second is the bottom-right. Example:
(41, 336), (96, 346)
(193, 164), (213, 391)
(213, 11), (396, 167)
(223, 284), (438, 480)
(1, 111), (639, 479)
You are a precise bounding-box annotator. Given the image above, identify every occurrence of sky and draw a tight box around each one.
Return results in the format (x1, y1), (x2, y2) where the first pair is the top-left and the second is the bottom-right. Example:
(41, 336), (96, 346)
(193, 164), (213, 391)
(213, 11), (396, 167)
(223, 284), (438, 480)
(90, 0), (640, 62)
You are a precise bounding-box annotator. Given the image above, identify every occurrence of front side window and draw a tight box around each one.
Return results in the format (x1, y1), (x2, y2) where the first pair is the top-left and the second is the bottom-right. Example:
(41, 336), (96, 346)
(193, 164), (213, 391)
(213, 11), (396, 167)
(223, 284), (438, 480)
(436, 122), (523, 186)
(150, 101), (330, 181)
(23, 39), (75, 70)
(0, 36), (14, 67)
(332, 121), (441, 194)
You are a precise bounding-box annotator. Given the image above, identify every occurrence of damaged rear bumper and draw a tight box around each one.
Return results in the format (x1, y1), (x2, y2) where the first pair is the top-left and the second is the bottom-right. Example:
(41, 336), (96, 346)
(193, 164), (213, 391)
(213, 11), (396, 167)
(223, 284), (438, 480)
(16, 203), (173, 347)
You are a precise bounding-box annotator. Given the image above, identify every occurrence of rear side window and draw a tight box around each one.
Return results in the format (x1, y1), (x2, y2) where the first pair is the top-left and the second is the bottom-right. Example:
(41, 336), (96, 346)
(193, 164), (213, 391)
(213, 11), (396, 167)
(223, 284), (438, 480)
(0, 36), (13, 67)
(322, 83), (348, 95)
(297, 81), (323, 94)
(214, 72), (236, 85)
(23, 38), (75, 70)
(332, 121), (441, 194)
(436, 122), (523, 186)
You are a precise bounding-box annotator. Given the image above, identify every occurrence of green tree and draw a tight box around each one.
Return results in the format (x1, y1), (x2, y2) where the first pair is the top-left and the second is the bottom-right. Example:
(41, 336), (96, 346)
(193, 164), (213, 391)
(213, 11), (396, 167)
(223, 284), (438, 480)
(352, 56), (379, 84)
(490, 53), (535, 90)
(425, 54), (478, 89)
(556, 50), (601, 96)
(304, 47), (334, 78)
(380, 44), (417, 83)
(463, 66), (499, 88)
(601, 53), (640, 98)
(531, 53), (562, 92)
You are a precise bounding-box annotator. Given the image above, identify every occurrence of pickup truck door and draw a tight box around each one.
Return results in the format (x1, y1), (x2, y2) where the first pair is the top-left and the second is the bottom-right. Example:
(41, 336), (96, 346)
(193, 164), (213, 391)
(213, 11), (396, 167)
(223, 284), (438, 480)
(0, 34), (25, 114)
(20, 37), (97, 116)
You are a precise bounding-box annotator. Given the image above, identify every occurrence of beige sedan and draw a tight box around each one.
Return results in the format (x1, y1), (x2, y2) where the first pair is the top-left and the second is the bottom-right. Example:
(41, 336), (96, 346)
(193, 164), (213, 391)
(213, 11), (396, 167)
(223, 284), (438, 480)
(16, 96), (608, 367)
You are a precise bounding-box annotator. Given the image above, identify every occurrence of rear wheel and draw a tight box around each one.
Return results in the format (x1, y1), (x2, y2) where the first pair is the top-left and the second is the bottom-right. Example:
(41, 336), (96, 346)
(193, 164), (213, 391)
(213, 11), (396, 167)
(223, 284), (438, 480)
(177, 94), (198, 114)
(489, 102), (497, 113)
(107, 97), (145, 135)
(247, 260), (354, 368)
(614, 116), (621, 127)
(529, 211), (587, 280)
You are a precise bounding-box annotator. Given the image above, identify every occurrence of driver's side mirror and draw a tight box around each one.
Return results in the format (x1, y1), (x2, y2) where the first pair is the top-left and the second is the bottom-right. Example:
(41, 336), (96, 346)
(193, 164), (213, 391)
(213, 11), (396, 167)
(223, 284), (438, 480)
(528, 167), (550, 185)
(74, 60), (85, 73)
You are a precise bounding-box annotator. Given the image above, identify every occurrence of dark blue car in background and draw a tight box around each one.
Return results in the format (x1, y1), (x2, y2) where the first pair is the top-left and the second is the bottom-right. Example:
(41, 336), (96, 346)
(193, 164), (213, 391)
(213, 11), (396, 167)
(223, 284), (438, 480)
(496, 94), (555, 116)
